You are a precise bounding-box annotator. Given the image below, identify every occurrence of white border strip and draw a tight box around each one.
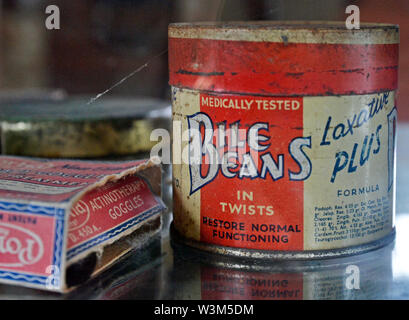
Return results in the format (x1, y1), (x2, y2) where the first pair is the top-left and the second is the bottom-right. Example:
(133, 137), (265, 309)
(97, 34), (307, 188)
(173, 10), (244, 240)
(169, 23), (399, 44)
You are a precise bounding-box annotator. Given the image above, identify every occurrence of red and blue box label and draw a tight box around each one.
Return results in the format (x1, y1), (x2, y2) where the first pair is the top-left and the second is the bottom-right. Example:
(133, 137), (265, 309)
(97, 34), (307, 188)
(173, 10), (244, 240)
(0, 156), (164, 292)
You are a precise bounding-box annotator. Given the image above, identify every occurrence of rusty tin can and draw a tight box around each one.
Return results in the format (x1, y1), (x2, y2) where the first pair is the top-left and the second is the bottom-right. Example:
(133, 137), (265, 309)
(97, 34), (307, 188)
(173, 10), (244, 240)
(169, 22), (399, 259)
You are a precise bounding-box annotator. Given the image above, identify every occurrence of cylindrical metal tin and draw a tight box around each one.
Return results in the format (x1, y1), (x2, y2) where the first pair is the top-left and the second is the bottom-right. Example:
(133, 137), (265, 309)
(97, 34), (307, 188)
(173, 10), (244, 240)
(0, 96), (170, 159)
(169, 22), (399, 259)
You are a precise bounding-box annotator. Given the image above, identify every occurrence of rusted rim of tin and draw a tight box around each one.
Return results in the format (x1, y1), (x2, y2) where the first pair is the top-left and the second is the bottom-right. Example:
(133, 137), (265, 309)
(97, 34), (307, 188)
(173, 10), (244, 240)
(169, 20), (399, 45)
(170, 223), (395, 263)
(169, 20), (398, 30)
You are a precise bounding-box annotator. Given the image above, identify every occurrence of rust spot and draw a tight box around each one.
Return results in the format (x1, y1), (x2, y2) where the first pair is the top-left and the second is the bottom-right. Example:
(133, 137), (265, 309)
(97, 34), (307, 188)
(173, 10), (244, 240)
(286, 72), (304, 77)
(375, 65), (398, 71)
(338, 68), (365, 74)
(176, 69), (224, 76)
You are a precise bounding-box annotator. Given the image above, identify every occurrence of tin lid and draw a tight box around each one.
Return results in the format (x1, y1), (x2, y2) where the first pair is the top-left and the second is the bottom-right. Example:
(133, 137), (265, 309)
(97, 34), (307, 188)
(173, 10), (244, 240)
(169, 21), (399, 96)
(0, 97), (171, 158)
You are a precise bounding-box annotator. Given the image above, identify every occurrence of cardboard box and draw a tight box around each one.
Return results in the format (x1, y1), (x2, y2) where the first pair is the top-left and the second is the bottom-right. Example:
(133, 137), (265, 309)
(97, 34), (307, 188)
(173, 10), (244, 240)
(0, 236), (163, 299)
(0, 156), (165, 292)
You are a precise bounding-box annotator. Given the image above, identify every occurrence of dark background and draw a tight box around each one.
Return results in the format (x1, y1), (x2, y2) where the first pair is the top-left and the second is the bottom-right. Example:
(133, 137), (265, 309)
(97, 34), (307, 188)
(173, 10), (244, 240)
(0, 0), (408, 119)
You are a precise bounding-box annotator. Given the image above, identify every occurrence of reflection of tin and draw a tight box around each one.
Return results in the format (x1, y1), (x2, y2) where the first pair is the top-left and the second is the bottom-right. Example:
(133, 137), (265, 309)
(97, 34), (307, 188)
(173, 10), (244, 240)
(171, 238), (394, 300)
(169, 22), (399, 259)
(0, 97), (170, 159)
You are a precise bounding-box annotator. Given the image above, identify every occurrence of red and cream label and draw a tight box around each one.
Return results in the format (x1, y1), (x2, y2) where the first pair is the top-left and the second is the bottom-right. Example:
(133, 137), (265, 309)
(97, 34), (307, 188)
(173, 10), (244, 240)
(172, 88), (396, 251)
